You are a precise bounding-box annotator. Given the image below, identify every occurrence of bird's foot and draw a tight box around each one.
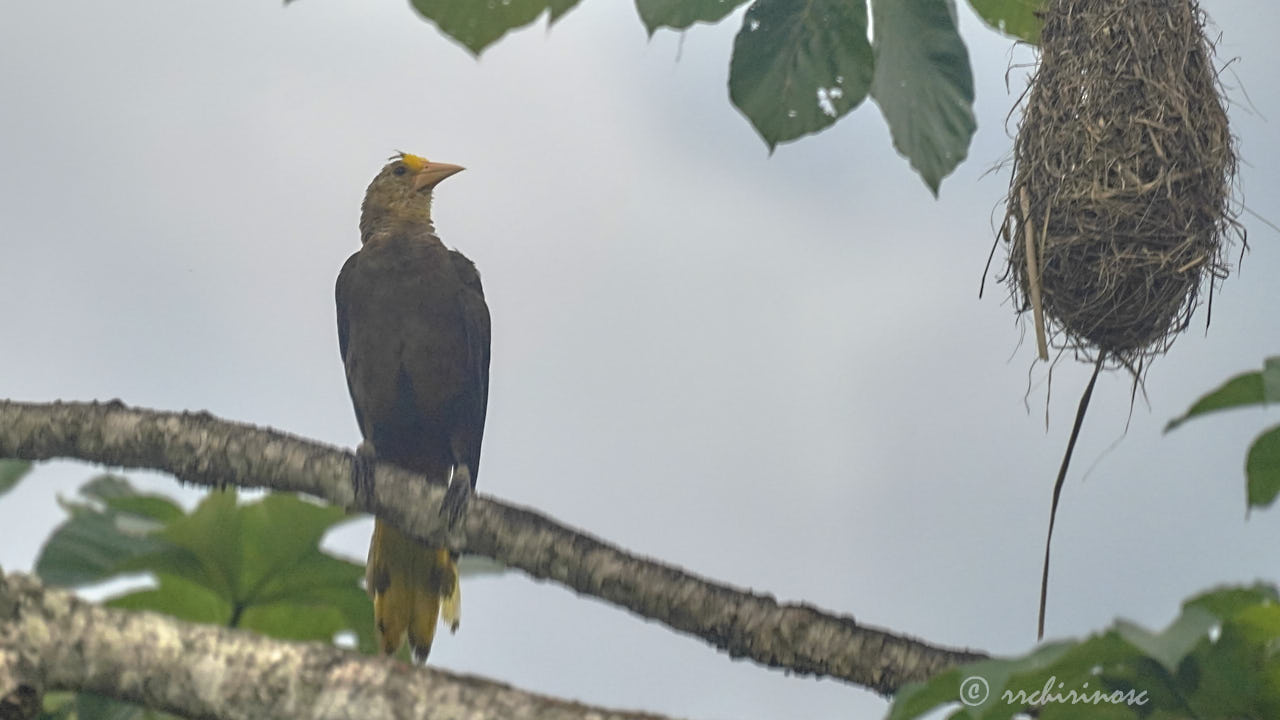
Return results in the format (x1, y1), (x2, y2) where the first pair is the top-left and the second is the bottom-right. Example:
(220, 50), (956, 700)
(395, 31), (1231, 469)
(352, 441), (377, 508)
(440, 464), (473, 528)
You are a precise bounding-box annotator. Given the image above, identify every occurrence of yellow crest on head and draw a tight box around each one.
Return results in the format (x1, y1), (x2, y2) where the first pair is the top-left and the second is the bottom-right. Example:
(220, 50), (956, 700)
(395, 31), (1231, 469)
(391, 151), (429, 172)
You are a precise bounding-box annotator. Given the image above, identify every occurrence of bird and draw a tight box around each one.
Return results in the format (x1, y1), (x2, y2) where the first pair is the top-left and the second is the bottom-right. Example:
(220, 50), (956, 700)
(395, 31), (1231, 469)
(335, 151), (490, 661)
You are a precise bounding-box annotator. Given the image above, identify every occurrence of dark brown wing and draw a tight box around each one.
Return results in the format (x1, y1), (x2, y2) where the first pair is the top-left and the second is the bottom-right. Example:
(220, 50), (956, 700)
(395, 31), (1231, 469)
(335, 251), (366, 437)
(448, 249), (491, 488)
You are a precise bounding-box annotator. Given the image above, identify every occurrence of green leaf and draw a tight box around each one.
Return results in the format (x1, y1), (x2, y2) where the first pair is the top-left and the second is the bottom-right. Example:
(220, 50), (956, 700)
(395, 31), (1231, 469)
(1234, 603), (1280, 643)
(887, 642), (1076, 719)
(118, 489), (243, 600)
(1038, 703), (1135, 720)
(1001, 634), (1152, 718)
(410, 0), (582, 55)
(728, 0), (873, 150)
(76, 694), (141, 720)
(1166, 357), (1280, 432)
(1265, 357), (1280, 403)
(965, 0), (1043, 44)
(233, 494), (354, 603)
(1114, 606), (1218, 674)
(73, 694), (175, 720)
(0, 459), (33, 496)
(886, 668), (964, 720)
(80, 474), (149, 502)
(118, 489), (376, 652)
(1184, 584), (1280, 621)
(36, 692), (76, 720)
(241, 596), (363, 646)
(869, 0), (975, 195)
(1230, 604), (1280, 717)
(103, 493), (185, 524)
(1247, 425), (1280, 510)
(1180, 615), (1273, 718)
(35, 476), (170, 587)
(109, 570), (372, 650)
(635, 0), (750, 34)
(1167, 372), (1263, 430)
(107, 572), (233, 626)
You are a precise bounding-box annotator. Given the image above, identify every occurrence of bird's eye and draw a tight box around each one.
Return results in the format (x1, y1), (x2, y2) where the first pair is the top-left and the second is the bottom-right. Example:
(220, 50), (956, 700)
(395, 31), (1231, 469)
(393, 165), (408, 176)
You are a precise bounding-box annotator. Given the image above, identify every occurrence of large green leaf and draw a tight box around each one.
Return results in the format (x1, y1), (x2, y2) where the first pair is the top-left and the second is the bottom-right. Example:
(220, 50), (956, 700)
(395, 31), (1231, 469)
(728, 0), (873, 150)
(107, 572), (235, 626)
(1247, 425), (1280, 510)
(0, 459), (33, 497)
(869, 0), (975, 195)
(1166, 357), (1280, 432)
(118, 489), (244, 600)
(35, 476), (172, 587)
(108, 571), (373, 649)
(410, 0), (582, 55)
(241, 595), (366, 647)
(635, 0), (750, 35)
(966, 0), (1043, 44)
(232, 493), (356, 604)
(114, 489), (376, 651)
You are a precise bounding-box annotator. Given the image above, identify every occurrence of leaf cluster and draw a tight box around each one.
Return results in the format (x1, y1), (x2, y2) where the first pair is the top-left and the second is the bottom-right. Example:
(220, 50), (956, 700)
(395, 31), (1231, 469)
(890, 584), (1280, 720)
(8, 473), (375, 720)
(33, 476), (375, 649)
(389, 0), (1046, 194)
(1167, 357), (1280, 511)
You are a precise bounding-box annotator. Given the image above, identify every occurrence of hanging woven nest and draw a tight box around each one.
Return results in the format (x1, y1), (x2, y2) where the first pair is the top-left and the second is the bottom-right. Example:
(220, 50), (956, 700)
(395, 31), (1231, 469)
(1004, 0), (1243, 368)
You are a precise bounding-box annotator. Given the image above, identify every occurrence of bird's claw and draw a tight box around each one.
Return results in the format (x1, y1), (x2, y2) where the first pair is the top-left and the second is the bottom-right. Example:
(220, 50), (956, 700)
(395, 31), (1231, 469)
(440, 464), (473, 528)
(352, 441), (377, 508)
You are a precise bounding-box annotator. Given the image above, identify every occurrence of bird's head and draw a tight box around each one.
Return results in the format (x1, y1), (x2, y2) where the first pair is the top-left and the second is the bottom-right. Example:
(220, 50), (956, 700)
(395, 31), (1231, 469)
(360, 152), (464, 242)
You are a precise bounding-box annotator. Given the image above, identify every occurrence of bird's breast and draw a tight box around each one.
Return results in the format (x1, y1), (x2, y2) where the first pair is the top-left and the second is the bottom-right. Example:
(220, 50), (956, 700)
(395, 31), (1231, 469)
(343, 236), (471, 426)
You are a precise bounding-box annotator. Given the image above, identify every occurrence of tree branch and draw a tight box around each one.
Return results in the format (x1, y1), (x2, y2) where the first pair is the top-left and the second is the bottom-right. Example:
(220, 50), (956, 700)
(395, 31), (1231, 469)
(0, 399), (987, 694)
(0, 571), (677, 720)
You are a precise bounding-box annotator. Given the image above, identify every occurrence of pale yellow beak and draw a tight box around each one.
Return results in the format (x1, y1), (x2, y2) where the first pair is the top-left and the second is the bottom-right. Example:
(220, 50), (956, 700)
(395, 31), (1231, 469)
(412, 161), (465, 192)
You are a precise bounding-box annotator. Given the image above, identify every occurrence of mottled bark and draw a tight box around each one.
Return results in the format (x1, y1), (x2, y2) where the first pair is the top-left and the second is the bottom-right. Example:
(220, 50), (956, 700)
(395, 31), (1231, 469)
(0, 572), (674, 720)
(0, 400), (987, 695)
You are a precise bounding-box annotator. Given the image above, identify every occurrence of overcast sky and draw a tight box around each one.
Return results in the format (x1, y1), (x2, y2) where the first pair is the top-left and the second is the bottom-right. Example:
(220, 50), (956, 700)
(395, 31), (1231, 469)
(2, 1), (1278, 718)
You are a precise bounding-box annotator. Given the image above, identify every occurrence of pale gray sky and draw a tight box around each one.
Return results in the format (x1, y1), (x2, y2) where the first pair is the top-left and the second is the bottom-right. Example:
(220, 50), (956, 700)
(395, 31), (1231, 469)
(2, 1), (1278, 718)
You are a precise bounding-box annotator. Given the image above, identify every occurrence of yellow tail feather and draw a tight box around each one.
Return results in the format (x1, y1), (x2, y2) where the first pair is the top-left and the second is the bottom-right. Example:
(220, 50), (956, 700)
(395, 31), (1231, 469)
(366, 519), (460, 661)
(440, 570), (460, 633)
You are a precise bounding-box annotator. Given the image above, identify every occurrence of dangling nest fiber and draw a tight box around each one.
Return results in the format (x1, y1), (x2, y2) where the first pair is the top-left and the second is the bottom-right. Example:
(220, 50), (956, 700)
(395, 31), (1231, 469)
(1004, 0), (1243, 368)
